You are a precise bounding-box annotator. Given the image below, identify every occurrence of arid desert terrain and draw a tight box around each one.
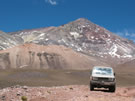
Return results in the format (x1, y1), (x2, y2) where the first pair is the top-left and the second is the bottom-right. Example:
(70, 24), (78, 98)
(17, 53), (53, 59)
(0, 66), (135, 101)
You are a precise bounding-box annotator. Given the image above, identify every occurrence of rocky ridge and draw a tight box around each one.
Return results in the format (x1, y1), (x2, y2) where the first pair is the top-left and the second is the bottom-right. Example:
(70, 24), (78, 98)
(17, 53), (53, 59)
(0, 31), (22, 50)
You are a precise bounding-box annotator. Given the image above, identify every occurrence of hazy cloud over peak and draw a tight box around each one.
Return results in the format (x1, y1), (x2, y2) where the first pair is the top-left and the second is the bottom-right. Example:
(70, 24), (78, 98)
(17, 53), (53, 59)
(116, 29), (135, 42)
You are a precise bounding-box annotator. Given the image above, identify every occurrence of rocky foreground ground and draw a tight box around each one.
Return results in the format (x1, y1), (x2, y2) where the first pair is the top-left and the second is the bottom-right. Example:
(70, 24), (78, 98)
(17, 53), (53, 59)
(0, 85), (135, 101)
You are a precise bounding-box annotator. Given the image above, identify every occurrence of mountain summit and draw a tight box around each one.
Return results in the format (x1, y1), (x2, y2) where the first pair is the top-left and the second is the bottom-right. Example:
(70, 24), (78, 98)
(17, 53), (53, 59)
(0, 18), (135, 69)
(10, 18), (135, 64)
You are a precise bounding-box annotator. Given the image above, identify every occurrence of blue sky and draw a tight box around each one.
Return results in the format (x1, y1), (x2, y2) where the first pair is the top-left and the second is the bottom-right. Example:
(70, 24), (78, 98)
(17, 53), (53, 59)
(0, 0), (135, 42)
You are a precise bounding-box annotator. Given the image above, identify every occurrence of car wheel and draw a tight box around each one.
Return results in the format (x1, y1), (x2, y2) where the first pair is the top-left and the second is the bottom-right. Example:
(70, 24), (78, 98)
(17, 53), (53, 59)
(90, 83), (94, 91)
(109, 85), (116, 92)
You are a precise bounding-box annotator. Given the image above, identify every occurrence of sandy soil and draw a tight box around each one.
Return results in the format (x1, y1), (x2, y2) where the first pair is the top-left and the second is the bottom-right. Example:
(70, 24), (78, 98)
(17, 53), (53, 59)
(0, 85), (135, 101)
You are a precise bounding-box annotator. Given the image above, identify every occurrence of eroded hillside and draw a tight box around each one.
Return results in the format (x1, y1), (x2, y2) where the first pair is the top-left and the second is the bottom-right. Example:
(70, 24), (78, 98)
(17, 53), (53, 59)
(0, 43), (107, 69)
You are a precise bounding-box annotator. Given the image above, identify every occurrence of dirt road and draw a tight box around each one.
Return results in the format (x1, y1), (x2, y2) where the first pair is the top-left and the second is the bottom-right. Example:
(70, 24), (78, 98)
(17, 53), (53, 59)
(0, 85), (135, 101)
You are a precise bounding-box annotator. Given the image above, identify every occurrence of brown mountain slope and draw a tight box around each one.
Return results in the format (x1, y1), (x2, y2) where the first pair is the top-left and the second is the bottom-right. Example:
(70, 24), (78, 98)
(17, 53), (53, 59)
(0, 43), (107, 70)
(119, 59), (135, 68)
(115, 59), (135, 73)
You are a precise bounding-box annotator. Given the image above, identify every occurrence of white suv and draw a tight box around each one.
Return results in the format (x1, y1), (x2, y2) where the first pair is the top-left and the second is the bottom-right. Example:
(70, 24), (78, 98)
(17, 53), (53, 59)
(90, 66), (116, 92)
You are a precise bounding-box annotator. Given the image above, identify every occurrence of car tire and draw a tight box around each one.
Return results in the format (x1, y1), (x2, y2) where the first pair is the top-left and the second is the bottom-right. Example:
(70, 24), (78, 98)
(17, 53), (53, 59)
(90, 83), (94, 91)
(109, 85), (116, 92)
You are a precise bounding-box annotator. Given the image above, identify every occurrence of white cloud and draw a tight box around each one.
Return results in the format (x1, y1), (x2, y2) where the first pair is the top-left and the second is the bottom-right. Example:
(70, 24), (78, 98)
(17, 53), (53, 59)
(45, 0), (57, 5)
(115, 30), (135, 43)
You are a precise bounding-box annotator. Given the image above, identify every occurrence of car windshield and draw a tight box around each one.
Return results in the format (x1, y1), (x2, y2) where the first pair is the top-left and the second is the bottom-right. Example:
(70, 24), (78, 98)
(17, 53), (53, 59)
(93, 67), (113, 75)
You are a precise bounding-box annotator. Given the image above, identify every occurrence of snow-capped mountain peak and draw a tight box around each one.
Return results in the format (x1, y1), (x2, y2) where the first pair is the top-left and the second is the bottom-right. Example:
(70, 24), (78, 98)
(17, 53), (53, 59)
(4, 18), (135, 65)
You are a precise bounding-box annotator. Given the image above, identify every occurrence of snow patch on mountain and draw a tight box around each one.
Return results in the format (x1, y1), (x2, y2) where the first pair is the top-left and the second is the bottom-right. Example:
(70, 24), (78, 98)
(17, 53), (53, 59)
(109, 43), (133, 59)
(70, 32), (80, 39)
